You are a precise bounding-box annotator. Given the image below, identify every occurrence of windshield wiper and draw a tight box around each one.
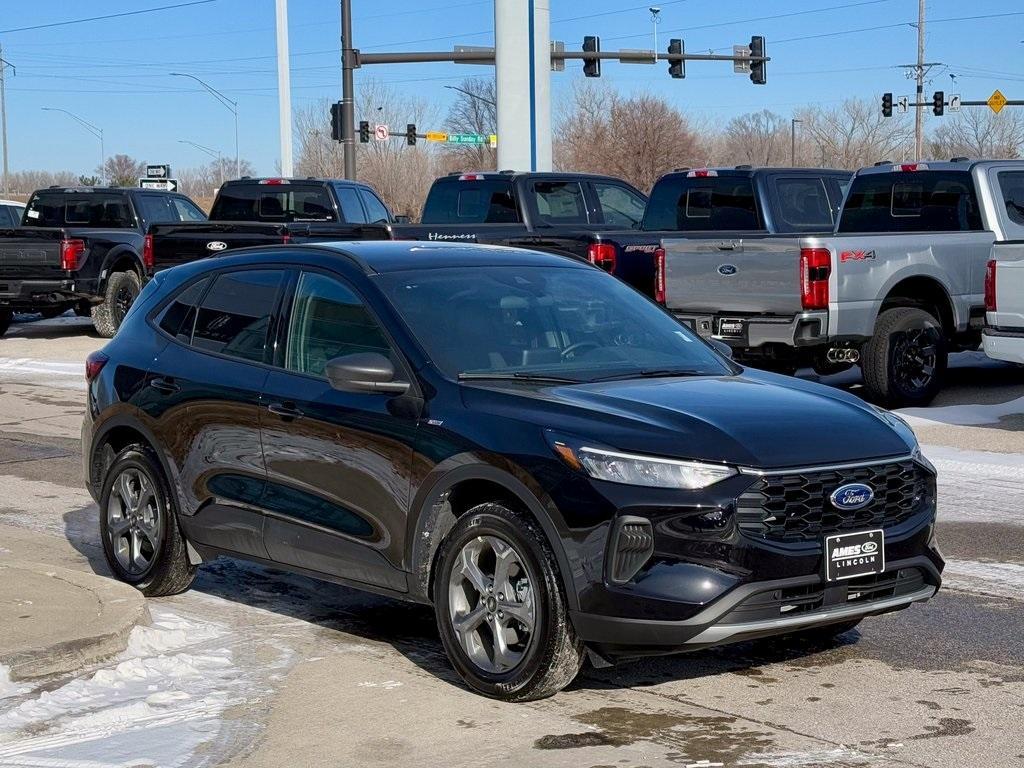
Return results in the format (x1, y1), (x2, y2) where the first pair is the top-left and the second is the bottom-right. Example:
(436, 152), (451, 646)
(457, 371), (578, 384)
(589, 368), (708, 382)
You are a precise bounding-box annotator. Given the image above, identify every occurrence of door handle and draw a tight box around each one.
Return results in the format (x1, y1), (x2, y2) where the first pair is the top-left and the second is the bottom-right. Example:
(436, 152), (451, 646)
(267, 402), (304, 420)
(149, 377), (180, 394)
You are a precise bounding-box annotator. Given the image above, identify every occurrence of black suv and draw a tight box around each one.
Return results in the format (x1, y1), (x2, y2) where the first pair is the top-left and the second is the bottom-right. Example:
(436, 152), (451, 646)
(83, 242), (942, 700)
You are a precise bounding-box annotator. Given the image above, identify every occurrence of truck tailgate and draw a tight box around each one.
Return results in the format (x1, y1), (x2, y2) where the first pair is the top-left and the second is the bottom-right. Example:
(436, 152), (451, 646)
(0, 228), (64, 279)
(663, 235), (805, 314)
(989, 242), (1024, 329)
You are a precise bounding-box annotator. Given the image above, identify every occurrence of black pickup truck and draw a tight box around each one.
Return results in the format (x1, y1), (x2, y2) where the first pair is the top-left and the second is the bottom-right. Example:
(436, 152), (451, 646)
(0, 186), (208, 337)
(391, 170), (650, 278)
(146, 177), (393, 271)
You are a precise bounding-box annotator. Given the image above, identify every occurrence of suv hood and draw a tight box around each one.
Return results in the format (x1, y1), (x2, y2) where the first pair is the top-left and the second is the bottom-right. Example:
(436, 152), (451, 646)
(465, 370), (913, 470)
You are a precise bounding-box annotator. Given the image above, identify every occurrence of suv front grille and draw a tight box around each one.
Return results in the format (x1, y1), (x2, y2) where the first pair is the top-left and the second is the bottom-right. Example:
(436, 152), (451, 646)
(737, 460), (932, 543)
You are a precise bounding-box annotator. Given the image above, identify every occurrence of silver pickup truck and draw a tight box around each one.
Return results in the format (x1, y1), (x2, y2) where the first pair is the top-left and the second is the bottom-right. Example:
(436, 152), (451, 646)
(665, 159), (1024, 407)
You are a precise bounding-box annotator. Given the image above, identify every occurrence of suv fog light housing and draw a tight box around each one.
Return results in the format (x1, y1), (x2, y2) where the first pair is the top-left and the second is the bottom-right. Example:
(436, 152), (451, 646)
(607, 516), (655, 585)
(572, 446), (736, 489)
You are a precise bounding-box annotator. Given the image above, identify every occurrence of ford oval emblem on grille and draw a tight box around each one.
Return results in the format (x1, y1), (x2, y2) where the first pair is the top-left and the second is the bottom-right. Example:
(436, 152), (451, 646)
(830, 482), (874, 511)
(717, 264), (737, 276)
(206, 241), (228, 252)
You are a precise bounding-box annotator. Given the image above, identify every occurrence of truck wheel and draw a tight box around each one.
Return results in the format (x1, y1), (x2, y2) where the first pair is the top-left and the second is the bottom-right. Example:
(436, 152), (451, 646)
(92, 270), (141, 338)
(862, 307), (947, 408)
(434, 503), (584, 701)
(0, 309), (11, 337)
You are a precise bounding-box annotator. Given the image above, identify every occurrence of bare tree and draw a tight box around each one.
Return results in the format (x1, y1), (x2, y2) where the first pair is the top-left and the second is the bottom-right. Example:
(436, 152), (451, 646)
(100, 154), (146, 187)
(294, 80), (443, 220)
(441, 77), (497, 172)
(555, 81), (706, 191)
(717, 110), (790, 166)
(5, 169), (78, 195)
(928, 109), (1024, 160)
(795, 98), (914, 169)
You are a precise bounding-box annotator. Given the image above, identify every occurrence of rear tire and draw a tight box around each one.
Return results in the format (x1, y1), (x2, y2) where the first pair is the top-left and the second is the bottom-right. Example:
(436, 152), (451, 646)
(99, 444), (196, 597)
(0, 309), (10, 337)
(92, 270), (141, 338)
(862, 307), (947, 408)
(434, 503), (584, 701)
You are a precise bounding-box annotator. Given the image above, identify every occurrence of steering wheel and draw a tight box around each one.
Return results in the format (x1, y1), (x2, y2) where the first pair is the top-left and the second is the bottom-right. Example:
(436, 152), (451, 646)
(560, 341), (601, 361)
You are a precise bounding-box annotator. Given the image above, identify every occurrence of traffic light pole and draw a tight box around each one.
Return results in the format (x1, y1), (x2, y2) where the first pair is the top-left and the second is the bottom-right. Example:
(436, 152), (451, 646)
(340, 0), (356, 179)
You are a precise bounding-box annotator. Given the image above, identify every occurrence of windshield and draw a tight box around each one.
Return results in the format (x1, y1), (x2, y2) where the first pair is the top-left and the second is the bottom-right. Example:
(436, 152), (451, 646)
(376, 265), (732, 382)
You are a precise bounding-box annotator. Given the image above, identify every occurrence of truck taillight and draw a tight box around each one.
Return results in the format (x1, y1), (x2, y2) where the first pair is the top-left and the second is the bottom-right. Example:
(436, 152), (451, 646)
(985, 259), (997, 312)
(142, 234), (154, 269)
(85, 351), (109, 382)
(282, 233), (291, 244)
(587, 242), (616, 272)
(799, 247), (831, 310)
(654, 247), (666, 304)
(60, 238), (86, 271)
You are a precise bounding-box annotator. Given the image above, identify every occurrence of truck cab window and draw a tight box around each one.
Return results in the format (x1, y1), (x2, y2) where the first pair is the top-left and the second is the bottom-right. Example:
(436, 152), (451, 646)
(774, 178), (834, 231)
(530, 181), (587, 225)
(593, 183), (646, 229)
(421, 179), (519, 224)
(334, 186), (367, 224)
(998, 171), (1024, 232)
(644, 177), (759, 231)
(358, 189), (392, 224)
(839, 171), (982, 233)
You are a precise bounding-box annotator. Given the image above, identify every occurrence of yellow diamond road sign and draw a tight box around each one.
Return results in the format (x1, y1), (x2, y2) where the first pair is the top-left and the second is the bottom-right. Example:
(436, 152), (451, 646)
(988, 89), (1007, 114)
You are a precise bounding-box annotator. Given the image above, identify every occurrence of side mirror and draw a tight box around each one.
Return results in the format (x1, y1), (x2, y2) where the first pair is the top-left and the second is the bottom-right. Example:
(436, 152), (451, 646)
(393, 214), (411, 224)
(325, 352), (410, 395)
(709, 339), (734, 359)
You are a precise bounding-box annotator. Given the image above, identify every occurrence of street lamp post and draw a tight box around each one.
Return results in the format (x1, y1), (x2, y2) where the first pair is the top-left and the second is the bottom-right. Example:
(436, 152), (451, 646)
(791, 117), (802, 166)
(178, 139), (223, 188)
(42, 107), (104, 184)
(443, 84), (496, 107)
(170, 72), (239, 179)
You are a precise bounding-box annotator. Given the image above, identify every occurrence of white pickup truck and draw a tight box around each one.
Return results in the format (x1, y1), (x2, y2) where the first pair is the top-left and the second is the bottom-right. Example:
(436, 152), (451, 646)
(664, 159), (1024, 407)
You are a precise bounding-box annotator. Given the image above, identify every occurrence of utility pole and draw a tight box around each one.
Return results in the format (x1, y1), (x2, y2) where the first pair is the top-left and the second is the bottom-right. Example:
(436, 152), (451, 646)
(340, 0), (356, 180)
(791, 118), (802, 166)
(914, 0), (925, 161)
(275, 0), (293, 176)
(0, 46), (12, 196)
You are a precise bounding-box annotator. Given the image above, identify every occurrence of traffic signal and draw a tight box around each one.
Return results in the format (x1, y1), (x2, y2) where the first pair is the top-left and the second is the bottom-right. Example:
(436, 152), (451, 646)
(359, 120), (370, 143)
(406, 124), (417, 146)
(668, 38), (684, 79)
(748, 35), (766, 85)
(932, 90), (944, 117)
(882, 92), (893, 118)
(330, 102), (343, 141)
(583, 36), (601, 78)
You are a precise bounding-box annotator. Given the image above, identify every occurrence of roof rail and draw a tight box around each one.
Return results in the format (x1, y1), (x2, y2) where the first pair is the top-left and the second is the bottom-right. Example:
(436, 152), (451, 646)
(735, 164), (753, 170)
(873, 160), (892, 166)
(498, 169), (515, 174)
(950, 156), (970, 162)
(673, 167), (690, 172)
(447, 171), (462, 176)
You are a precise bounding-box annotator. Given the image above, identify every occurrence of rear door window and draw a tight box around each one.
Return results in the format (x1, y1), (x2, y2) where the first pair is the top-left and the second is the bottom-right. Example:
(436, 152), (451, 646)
(172, 197), (207, 222)
(643, 176), (760, 231)
(773, 177), (835, 232)
(838, 171), (983, 233)
(24, 193), (135, 228)
(358, 188), (392, 223)
(0, 205), (16, 227)
(529, 181), (588, 225)
(136, 194), (176, 225)
(334, 185), (367, 223)
(157, 277), (211, 343)
(997, 170), (1024, 238)
(191, 269), (285, 363)
(420, 178), (519, 224)
(592, 182), (646, 229)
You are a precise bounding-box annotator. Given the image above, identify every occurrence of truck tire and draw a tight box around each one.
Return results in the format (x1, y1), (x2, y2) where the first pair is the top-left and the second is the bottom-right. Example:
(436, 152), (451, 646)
(0, 309), (11, 337)
(92, 270), (141, 338)
(862, 307), (947, 408)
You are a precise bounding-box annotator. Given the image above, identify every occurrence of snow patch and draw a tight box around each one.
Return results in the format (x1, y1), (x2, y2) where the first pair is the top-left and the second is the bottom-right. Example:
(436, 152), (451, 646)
(739, 746), (876, 766)
(897, 395), (1024, 428)
(943, 559), (1024, 601)
(0, 666), (30, 702)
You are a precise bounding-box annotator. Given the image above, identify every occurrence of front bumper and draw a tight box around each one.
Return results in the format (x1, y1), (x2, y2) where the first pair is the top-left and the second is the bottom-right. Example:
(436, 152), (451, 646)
(573, 556), (940, 657)
(673, 310), (829, 349)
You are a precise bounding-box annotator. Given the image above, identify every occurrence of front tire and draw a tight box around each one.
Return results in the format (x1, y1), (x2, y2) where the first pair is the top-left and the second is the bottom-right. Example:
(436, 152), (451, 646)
(99, 444), (196, 597)
(433, 503), (584, 701)
(862, 307), (947, 408)
(92, 270), (141, 338)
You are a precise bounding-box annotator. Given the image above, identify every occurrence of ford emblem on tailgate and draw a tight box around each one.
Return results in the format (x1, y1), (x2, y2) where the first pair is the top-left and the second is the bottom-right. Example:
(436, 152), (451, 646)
(717, 264), (737, 276)
(206, 241), (228, 252)
(830, 483), (874, 511)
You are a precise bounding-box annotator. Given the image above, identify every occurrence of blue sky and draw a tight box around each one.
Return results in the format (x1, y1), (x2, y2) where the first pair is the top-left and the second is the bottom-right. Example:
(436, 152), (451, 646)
(1, 0), (1022, 175)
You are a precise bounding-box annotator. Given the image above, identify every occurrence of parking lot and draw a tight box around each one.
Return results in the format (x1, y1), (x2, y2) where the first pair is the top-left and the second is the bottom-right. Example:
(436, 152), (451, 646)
(1, 312), (1021, 768)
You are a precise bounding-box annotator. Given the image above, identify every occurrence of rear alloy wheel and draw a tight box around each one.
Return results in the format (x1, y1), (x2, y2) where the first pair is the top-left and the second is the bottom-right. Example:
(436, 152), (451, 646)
(862, 307), (947, 407)
(99, 445), (196, 596)
(92, 270), (142, 338)
(434, 503), (584, 701)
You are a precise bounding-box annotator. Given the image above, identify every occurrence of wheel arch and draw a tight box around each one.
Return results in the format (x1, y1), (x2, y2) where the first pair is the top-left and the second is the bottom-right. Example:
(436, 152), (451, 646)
(100, 246), (145, 287)
(407, 458), (578, 611)
(87, 416), (174, 504)
(878, 275), (956, 336)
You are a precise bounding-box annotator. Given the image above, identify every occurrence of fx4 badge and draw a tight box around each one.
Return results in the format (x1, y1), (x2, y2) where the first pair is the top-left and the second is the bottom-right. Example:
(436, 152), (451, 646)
(840, 249), (876, 262)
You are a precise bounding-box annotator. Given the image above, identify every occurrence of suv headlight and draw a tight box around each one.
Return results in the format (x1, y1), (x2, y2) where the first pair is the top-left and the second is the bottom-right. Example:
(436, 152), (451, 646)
(555, 443), (736, 489)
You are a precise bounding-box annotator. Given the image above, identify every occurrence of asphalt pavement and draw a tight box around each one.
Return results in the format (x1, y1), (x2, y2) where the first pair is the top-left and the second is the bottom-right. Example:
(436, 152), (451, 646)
(0, 313), (1021, 768)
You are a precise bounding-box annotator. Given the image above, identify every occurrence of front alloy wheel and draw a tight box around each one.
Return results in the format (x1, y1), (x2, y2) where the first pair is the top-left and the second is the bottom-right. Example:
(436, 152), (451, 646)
(448, 535), (537, 674)
(106, 467), (163, 577)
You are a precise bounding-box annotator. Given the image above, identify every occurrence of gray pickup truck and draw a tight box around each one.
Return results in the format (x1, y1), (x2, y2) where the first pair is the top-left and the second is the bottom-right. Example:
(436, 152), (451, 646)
(664, 159), (1024, 407)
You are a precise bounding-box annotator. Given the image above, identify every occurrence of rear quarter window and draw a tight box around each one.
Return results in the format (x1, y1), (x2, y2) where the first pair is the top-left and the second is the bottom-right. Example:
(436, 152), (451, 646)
(838, 171), (982, 233)
(643, 176), (760, 231)
(997, 170), (1024, 238)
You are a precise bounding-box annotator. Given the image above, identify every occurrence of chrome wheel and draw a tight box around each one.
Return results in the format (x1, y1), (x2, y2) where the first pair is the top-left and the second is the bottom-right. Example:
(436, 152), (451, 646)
(106, 468), (162, 576)
(447, 535), (536, 674)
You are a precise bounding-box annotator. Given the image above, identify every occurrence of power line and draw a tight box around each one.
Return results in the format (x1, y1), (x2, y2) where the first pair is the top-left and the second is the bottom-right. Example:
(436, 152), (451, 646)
(0, 0), (218, 35)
